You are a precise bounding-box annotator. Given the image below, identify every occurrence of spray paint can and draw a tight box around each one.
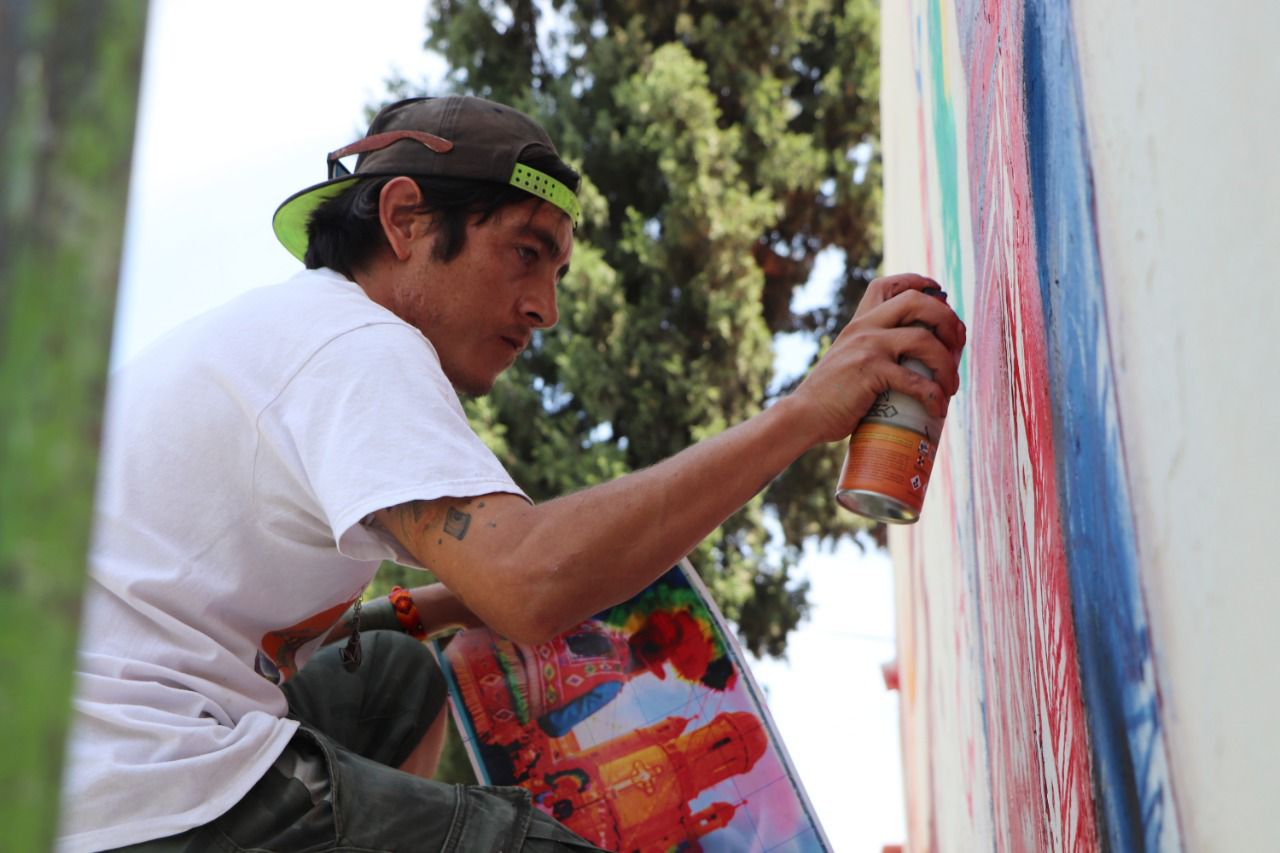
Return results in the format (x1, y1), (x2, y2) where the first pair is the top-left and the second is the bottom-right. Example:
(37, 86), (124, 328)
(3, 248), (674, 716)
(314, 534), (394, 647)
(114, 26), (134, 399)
(835, 287), (947, 523)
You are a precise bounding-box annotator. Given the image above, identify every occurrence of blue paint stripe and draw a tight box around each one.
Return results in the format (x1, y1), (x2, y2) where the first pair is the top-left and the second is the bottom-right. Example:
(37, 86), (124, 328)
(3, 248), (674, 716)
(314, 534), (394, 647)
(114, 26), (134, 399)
(1020, 3), (1180, 850)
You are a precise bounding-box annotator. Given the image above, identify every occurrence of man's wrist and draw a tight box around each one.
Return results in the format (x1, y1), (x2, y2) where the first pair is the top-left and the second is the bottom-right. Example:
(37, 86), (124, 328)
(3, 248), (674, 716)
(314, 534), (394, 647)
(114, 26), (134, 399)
(389, 585), (428, 639)
(764, 392), (827, 453)
(353, 597), (402, 632)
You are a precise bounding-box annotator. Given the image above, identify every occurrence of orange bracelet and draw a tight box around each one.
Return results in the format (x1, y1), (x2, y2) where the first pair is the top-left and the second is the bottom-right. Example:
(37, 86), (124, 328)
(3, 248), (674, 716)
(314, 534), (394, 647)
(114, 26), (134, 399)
(389, 586), (427, 640)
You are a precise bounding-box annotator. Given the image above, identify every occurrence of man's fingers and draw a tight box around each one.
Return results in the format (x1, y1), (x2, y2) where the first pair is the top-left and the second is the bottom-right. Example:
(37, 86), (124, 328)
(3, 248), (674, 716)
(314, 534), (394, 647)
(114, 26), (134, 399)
(883, 361), (950, 419)
(888, 325), (961, 396)
(852, 286), (966, 355)
(835, 302), (963, 394)
(895, 293), (966, 360)
(858, 273), (943, 314)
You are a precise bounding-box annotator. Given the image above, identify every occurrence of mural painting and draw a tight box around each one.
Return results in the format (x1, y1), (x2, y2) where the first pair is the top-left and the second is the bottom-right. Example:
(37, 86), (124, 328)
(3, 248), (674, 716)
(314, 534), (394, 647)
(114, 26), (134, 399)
(435, 563), (832, 852)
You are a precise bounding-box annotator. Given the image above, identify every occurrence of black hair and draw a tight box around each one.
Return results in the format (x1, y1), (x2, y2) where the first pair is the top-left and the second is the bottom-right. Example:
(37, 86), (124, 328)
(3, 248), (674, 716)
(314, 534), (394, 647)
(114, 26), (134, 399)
(303, 153), (580, 278)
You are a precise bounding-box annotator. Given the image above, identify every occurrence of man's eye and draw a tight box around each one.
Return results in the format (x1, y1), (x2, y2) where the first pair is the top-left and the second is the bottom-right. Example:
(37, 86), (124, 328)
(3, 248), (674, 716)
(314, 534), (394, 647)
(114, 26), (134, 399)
(516, 246), (538, 262)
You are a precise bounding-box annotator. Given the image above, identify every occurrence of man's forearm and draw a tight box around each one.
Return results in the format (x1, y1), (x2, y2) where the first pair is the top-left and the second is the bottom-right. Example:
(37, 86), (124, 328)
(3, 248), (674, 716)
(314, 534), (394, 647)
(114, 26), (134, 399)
(521, 395), (817, 610)
(379, 395), (819, 644)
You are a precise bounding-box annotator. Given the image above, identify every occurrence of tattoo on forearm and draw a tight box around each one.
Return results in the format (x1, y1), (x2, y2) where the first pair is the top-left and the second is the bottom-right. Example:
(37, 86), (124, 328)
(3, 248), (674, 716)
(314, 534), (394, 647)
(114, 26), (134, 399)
(444, 507), (472, 540)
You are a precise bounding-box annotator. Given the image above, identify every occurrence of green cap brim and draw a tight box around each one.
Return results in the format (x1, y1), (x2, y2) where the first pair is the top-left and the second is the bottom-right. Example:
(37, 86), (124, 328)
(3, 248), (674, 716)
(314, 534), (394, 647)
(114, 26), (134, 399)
(271, 176), (361, 263)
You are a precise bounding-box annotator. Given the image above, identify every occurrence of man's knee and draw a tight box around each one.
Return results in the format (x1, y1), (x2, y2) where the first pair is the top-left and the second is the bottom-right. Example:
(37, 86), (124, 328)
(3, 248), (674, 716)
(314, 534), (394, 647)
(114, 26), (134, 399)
(285, 629), (446, 766)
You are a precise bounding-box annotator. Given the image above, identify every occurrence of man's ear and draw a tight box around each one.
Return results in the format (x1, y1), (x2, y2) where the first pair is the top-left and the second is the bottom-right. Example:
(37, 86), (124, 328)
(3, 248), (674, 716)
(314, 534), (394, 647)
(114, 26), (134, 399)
(378, 177), (428, 262)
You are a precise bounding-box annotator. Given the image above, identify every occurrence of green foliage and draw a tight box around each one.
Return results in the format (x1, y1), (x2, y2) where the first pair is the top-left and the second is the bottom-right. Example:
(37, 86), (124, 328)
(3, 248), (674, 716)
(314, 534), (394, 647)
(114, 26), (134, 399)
(389, 0), (884, 656)
(0, 1), (148, 847)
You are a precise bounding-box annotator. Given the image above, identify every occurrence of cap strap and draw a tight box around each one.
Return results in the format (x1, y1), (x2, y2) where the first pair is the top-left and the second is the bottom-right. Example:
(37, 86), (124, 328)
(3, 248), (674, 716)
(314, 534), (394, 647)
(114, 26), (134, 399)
(510, 163), (581, 228)
(327, 130), (455, 165)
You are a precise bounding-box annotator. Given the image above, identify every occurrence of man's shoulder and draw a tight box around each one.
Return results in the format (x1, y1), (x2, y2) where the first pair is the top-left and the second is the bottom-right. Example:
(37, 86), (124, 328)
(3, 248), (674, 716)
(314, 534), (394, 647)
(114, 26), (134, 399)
(214, 268), (416, 349)
(237, 267), (389, 321)
(122, 268), (426, 389)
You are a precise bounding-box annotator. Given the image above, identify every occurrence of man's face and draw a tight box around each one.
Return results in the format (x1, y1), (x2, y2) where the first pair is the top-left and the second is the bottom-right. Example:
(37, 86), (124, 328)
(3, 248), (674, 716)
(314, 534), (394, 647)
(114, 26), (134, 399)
(389, 197), (574, 396)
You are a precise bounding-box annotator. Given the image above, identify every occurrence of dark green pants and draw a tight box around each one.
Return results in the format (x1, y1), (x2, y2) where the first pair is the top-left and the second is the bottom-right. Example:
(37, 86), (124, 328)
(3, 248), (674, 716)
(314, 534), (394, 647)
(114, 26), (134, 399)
(109, 631), (602, 852)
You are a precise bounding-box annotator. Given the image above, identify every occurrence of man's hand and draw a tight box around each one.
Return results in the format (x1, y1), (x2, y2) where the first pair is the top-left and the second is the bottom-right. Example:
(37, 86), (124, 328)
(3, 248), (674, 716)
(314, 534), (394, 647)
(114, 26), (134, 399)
(792, 273), (966, 445)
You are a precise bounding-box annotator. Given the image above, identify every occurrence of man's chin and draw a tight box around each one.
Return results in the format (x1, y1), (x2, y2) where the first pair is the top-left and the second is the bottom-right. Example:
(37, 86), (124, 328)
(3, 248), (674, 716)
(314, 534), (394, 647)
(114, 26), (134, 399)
(450, 373), (498, 399)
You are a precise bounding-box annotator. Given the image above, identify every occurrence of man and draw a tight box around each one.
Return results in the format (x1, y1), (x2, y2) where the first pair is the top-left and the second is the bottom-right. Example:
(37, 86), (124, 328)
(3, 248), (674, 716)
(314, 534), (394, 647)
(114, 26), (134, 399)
(59, 96), (964, 852)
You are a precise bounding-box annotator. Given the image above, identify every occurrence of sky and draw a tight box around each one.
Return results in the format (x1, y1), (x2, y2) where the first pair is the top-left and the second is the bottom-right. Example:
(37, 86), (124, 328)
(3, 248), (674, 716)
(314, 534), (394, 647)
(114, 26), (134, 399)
(114, 2), (907, 849)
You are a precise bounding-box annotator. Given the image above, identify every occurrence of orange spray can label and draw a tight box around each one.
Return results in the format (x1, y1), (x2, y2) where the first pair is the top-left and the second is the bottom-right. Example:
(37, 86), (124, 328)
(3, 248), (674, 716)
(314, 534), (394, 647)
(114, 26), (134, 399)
(836, 415), (939, 523)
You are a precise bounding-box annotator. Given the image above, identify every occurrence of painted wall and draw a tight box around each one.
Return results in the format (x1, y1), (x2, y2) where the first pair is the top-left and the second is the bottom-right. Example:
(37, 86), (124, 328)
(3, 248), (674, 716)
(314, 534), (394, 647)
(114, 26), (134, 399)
(881, 1), (1279, 850)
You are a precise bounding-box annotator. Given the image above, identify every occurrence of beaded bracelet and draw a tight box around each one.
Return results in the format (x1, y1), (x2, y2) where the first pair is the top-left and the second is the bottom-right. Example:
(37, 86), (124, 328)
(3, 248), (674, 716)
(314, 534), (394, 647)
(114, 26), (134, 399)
(389, 585), (427, 640)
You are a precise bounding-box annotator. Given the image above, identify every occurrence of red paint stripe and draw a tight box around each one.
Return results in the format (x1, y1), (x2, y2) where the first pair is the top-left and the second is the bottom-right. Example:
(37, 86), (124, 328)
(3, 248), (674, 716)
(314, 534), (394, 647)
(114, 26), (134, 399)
(961, 2), (1098, 850)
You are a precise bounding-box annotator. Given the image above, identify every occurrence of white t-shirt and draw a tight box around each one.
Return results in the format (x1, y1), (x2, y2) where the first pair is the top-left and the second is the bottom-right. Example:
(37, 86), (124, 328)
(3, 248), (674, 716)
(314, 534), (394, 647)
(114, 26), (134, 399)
(58, 268), (525, 852)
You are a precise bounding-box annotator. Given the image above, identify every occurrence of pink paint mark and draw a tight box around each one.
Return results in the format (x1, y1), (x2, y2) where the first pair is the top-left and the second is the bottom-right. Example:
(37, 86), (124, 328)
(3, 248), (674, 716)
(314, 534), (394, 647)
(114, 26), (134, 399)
(961, 2), (1099, 850)
(933, 417), (990, 831)
(916, 104), (936, 275)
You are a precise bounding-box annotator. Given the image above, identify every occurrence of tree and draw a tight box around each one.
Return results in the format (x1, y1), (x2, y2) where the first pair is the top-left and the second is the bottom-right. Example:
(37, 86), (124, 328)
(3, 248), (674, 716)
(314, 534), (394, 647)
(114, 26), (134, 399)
(377, 0), (883, 659)
(0, 1), (148, 846)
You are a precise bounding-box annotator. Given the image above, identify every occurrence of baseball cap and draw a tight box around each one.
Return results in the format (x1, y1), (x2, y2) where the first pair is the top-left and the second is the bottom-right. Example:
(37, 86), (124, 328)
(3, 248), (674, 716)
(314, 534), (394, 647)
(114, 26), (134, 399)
(272, 96), (581, 262)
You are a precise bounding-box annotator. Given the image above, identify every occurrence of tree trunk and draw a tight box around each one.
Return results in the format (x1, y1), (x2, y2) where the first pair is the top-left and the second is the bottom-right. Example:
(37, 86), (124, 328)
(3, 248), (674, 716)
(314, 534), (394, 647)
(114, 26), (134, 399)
(0, 0), (148, 847)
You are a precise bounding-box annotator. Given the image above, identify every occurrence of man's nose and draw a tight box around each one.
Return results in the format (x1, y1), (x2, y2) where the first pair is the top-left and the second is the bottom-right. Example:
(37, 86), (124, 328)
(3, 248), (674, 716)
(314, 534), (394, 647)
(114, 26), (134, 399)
(520, 275), (559, 329)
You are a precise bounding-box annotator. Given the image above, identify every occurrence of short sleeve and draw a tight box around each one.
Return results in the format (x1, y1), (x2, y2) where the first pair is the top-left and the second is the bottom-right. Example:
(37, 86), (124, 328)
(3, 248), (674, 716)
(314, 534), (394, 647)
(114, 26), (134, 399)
(258, 322), (528, 562)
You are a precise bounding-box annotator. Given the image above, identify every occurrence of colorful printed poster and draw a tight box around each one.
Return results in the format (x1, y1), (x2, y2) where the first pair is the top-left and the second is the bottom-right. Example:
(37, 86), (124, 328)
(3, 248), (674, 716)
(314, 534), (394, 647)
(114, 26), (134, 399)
(433, 560), (832, 852)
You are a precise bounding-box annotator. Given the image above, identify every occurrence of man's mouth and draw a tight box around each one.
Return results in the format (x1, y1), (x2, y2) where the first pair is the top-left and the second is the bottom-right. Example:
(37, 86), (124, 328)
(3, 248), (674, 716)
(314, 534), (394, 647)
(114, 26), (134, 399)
(501, 335), (527, 355)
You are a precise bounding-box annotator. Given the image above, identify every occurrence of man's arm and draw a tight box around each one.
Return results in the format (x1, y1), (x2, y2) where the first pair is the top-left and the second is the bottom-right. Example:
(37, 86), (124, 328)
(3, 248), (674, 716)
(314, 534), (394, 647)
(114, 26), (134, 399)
(372, 399), (814, 644)
(373, 274), (965, 645)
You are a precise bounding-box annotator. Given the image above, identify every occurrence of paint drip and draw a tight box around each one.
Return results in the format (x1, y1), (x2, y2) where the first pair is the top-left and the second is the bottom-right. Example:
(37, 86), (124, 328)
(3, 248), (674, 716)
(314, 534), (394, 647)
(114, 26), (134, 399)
(835, 288), (947, 523)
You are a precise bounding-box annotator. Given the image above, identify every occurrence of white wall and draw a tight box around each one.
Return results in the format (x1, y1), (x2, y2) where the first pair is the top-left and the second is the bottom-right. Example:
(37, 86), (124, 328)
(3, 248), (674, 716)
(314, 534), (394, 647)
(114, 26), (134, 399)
(1073, 3), (1280, 846)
